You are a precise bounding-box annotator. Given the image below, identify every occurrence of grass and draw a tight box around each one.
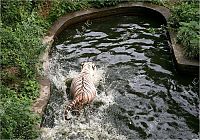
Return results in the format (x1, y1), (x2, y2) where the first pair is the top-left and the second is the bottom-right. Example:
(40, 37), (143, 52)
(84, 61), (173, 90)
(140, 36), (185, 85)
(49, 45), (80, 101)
(168, 1), (199, 58)
(1, 0), (47, 138)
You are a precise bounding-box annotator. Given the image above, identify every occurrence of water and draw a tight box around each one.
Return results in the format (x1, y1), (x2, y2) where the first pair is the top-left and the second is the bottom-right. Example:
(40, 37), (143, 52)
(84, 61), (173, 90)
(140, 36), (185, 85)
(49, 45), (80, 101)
(41, 15), (199, 139)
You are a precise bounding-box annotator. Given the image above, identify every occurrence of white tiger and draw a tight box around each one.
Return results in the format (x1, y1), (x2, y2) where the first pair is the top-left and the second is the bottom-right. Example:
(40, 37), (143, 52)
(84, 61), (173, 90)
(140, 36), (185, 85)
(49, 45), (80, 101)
(64, 62), (97, 120)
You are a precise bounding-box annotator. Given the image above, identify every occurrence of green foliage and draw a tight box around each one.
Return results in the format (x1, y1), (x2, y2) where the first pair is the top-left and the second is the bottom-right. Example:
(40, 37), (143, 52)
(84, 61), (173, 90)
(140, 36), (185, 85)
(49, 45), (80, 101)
(142, 0), (166, 5)
(88, 0), (122, 8)
(177, 21), (199, 58)
(0, 86), (40, 139)
(48, 0), (90, 23)
(169, 1), (199, 28)
(169, 1), (199, 58)
(20, 80), (40, 100)
(1, 18), (46, 78)
(0, 78), (39, 100)
(1, 27), (19, 66)
(43, 0), (124, 23)
(1, 0), (47, 139)
(1, 0), (32, 28)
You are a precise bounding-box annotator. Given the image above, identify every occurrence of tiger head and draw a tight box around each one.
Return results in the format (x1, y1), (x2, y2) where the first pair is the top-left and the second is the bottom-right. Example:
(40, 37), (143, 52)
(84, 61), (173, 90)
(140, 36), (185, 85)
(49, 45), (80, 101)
(81, 62), (96, 76)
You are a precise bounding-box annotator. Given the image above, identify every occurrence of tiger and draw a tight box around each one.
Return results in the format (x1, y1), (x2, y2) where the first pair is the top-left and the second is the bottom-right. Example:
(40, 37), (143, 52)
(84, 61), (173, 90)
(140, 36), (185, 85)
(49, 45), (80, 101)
(64, 62), (97, 120)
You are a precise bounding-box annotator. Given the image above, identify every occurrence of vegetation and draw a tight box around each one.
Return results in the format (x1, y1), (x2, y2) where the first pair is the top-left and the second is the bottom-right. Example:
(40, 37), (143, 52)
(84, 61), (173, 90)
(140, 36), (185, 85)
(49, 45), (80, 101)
(0, 0), (47, 139)
(47, 0), (90, 22)
(176, 21), (199, 58)
(89, 0), (122, 8)
(168, 1), (199, 58)
(143, 0), (199, 59)
(1, 85), (40, 139)
(0, 0), (198, 139)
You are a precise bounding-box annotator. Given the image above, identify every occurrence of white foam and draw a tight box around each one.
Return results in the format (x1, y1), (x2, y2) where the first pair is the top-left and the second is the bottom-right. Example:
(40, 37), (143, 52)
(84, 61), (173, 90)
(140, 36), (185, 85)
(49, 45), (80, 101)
(40, 80), (126, 139)
(40, 92), (127, 140)
(48, 56), (105, 93)
(68, 70), (79, 79)
(43, 58), (126, 139)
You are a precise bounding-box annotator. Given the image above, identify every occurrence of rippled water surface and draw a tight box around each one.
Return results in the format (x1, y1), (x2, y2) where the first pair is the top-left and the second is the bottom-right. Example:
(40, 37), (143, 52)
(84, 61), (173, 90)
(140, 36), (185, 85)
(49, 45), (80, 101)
(41, 15), (199, 139)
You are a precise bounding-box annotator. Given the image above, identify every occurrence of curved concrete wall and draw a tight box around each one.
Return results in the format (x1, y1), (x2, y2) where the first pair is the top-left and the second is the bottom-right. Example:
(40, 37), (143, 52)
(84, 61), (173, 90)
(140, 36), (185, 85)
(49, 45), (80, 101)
(43, 2), (170, 44)
(43, 2), (199, 75)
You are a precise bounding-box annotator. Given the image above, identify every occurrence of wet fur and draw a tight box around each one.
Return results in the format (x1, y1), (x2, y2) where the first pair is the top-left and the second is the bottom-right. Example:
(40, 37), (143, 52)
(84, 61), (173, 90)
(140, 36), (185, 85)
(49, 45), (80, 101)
(64, 62), (97, 119)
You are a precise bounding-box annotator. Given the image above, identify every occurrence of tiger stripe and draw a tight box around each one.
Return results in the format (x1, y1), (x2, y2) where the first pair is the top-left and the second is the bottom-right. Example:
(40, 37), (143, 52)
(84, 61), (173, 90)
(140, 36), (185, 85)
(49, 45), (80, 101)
(64, 62), (97, 120)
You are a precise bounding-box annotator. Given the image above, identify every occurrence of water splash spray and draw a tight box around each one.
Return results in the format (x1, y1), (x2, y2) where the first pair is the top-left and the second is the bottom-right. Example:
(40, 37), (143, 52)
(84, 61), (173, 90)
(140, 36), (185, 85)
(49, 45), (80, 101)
(41, 57), (126, 139)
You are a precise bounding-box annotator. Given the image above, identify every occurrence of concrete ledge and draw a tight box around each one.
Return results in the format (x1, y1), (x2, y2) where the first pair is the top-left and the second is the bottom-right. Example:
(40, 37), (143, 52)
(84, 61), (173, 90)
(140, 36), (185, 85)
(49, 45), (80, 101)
(169, 30), (199, 75)
(32, 77), (50, 116)
(44, 2), (170, 42)
(32, 44), (51, 116)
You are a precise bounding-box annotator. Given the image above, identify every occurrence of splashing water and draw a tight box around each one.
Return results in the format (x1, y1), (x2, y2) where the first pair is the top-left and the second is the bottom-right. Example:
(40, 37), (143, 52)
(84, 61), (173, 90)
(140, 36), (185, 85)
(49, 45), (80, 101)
(41, 72), (128, 139)
(40, 92), (127, 140)
(41, 54), (127, 139)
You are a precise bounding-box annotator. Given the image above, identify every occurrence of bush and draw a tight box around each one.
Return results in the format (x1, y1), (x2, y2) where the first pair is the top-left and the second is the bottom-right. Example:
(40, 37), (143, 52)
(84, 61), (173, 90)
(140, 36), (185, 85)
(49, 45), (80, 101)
(1, 0), (32, 28)
(88, 0), (122, 8)
(169, 1), (199, 28)
(1, 19), (46, 77)
(48, 0), (90, 23)
(20, 79), (40, 100)
(0, 86), (40, 139)
(177, 21), (199, 58)
(169, 1), (199, 58)
(1, 1), (46, 139)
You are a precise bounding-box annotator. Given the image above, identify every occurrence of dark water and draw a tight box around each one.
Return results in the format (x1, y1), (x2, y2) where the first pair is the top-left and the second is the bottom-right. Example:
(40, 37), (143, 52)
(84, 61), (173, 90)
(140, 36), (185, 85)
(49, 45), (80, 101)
(42, 15), (199, 139)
